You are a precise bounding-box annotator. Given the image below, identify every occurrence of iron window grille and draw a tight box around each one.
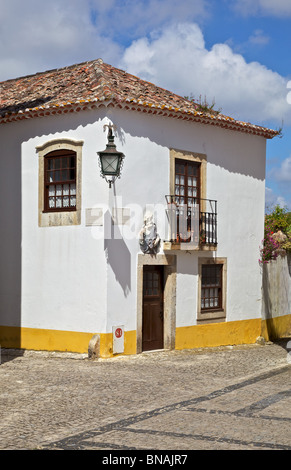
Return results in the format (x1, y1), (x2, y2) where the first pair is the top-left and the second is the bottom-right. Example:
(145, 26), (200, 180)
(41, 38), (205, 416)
(201, 264), (223, 311)
(165, 195), (217, 245)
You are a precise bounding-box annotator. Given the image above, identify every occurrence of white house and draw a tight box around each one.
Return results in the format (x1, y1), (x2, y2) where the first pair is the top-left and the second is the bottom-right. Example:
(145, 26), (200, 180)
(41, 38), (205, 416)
(0, 59), (279, 357)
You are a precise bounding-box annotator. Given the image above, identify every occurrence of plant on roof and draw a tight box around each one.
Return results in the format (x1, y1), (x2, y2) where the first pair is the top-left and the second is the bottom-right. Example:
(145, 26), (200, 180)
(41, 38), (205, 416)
(275, 120), (284, 139)
(184, 93), (221, 115)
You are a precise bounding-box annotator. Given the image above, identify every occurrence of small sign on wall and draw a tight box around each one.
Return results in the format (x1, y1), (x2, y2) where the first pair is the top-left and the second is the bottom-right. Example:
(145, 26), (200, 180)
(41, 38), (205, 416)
(112, 208), (130, 226)
(112, 326), (124, 354)
(85, 208), (103, 226)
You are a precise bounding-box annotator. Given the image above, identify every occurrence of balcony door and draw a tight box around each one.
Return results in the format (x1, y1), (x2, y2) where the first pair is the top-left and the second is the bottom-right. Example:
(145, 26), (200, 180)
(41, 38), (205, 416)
(175, 159), (200, 206)
(175, 159), (201, 242)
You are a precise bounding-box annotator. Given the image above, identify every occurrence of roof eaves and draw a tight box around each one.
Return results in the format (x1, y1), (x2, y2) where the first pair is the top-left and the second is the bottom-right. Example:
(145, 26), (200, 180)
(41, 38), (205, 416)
(123, 98), (279, 139)
(0, 92), (279, 139)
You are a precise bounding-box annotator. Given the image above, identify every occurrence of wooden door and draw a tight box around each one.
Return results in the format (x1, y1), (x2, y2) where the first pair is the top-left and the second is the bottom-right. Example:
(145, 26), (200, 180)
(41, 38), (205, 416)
(142, 266), (164, 352)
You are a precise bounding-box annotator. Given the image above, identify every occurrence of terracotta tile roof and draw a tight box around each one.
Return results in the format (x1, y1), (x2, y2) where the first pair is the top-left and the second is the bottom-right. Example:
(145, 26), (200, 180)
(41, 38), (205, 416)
(0, 58), (278, 138)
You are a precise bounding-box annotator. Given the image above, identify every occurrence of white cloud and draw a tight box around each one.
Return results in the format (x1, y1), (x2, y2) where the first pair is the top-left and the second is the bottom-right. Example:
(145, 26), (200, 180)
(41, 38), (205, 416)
(89, 0), (209, 37)
(248, 29), (270, 46)
(0, 3), (290, 128)
(0, 0), (122, 80)
(270, 156), (291, 182)
(120, 22), (290, 125)
(232, 0), (291, 17)
(0, 0), (209, 81)
(265, 187), (288, 210)
(266, 156), (291, 210)
(121, 23), (206, 83)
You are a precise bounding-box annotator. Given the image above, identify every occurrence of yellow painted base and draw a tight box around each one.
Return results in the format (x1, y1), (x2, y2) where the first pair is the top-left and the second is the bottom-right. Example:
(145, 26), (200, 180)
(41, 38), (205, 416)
(261, 314), (291, 342)
(0, 325), (137, 357)
(1, 315), (290, 357)
(175, 318), (262, 350)
(99, 330), (137, 357)
(0, 325), (94, 354)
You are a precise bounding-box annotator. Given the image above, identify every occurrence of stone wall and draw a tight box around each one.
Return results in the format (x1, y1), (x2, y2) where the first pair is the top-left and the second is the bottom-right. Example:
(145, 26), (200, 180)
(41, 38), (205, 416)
(262, 253), (291, 340)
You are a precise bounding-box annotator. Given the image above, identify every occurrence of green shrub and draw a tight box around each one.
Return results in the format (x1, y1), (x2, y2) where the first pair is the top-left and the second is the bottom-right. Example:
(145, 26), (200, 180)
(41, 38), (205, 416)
(259, 205), (291, 264)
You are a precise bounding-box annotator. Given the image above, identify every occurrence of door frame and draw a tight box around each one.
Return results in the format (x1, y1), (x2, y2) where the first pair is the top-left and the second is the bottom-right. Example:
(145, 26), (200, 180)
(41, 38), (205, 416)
(136, 254), (176, 354)
(142, 265), (164, 352)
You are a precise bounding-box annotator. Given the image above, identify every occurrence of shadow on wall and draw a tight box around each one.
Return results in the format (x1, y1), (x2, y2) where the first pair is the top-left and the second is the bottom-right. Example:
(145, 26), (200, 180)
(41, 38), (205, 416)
(104, 209), (131, 297)
(110, 108), (267, 182)
(0, 133), (22, 354)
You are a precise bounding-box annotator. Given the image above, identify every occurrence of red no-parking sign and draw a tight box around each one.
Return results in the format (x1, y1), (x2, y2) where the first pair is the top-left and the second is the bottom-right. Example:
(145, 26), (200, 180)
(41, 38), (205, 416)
(113, 326), (124, 354)
(115, 327), (123, 338)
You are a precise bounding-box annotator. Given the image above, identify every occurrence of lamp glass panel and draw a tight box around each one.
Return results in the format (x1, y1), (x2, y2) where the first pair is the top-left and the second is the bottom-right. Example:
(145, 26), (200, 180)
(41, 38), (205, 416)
(100, 154), (121, 175)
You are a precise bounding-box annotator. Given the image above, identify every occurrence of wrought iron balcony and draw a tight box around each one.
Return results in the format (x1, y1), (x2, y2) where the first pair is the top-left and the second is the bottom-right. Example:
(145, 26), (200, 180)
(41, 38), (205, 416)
(165, 195), (217, 248)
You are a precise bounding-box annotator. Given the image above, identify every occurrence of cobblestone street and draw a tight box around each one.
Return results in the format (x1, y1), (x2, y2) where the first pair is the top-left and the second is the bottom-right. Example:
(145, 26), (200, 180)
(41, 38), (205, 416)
(1, 341), (291, 451)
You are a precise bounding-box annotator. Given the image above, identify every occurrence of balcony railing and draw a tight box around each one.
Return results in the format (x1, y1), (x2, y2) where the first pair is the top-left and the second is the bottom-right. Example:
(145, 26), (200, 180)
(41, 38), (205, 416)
(165, 195), (217, 247)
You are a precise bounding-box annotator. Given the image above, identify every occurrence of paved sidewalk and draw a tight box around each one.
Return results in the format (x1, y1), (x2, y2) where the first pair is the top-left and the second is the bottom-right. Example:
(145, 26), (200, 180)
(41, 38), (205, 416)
(1, 341), (291, 450)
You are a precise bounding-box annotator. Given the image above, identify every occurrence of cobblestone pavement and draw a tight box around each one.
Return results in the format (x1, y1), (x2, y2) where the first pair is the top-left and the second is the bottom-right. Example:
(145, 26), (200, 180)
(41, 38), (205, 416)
(1, 340), (291, 451)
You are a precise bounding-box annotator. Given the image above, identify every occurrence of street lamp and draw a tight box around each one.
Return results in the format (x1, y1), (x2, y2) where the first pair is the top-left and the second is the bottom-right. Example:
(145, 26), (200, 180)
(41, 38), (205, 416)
(98, 124), (125, 188)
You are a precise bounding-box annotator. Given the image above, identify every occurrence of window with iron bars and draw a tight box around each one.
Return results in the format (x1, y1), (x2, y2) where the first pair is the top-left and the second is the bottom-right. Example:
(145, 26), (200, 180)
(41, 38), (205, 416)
(201, 264), (223, 311)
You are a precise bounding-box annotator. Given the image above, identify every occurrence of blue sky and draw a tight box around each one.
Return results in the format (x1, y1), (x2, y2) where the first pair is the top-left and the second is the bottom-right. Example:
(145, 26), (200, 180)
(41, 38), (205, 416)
(0, 0), (290, 210)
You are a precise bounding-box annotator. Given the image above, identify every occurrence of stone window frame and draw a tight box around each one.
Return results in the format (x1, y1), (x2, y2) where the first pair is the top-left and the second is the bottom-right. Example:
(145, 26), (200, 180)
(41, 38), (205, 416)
(36, 138), (83, 227)
(197, 257), (227, 323)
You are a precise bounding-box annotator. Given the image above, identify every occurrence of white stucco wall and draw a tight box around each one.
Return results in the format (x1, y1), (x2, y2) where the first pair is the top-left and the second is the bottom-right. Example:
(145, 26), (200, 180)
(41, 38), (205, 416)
(0, 105), (267, 336)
